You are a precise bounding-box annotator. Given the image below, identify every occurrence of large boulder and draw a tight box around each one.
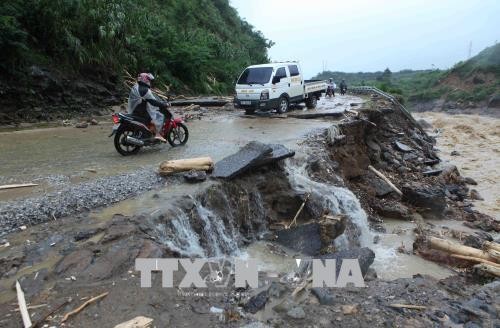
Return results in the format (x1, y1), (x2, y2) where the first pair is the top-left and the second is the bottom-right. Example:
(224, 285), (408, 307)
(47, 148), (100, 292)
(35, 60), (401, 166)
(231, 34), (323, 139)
(212, 142), (294, 179)
(276, 215), (346, 255)
(402, 183), (446, 214)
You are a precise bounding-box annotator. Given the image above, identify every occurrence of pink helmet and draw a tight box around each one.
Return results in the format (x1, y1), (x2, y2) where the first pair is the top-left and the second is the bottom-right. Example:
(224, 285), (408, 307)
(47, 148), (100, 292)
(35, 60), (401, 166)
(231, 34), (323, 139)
(138, 72), (155, 86)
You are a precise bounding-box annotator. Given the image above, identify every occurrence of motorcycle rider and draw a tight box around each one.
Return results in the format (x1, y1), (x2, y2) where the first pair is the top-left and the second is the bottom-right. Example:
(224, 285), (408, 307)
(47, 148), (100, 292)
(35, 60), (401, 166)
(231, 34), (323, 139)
(327, 78), (336, 97)
(339, 79), (347, 95)
(127, 73), (169, 142)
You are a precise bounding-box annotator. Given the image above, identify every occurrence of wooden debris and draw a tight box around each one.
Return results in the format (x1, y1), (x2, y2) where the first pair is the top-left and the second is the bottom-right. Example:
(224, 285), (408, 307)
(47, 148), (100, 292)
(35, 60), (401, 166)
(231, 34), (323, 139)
(16, 281), (32, 328)
(181, 104), (201, 111)
(429, 237), (497, 263)
(287, 193), (310, 229)
(389, 303), (427, 310)
(473, 263), (500, 277)
(345, 108), (359, 116)
(450, 254), (500, 268)
(368, 165), (402, 196)
(159, 157), (214, 176)
(61, 292), (108, 323)
(114, 316), (154, 328)
(484, 241), (500, 253)
(0, 183), (38, 191)
(32, 298), (72, 328)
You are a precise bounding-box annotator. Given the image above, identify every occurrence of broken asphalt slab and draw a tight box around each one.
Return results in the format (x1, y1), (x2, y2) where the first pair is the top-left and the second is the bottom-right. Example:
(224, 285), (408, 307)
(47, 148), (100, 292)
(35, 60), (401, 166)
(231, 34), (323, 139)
(212, 141), (295, 179)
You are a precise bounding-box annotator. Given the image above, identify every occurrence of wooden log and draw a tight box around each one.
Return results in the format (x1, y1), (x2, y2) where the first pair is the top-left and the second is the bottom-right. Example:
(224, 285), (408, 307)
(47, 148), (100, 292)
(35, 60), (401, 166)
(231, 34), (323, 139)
(61, 292), (108, 323)
(450, 254), (500, 268)
(114, 316), (153, 328)
(429, 237), (497, 263)
(389, 303), (426, 310)
(159, 157), (214, 176)
(368, 165), (402, 196)
(473, 263), (500, 277)
(16, 281), (32, 328)
(484, 241), (500, 253)
(0, 183), (38, 191)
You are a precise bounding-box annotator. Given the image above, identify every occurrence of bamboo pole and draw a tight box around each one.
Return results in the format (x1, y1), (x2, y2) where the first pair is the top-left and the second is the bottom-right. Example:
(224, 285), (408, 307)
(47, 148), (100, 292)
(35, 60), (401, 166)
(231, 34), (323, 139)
(0, 184), (38, 191)
(287, 193), (310, 229)
(484, 241), (500, 253)
(368, 165), (402, 196)
(450, 254), (500, 267)
(429, 237), (497, 262)
(389, 304), (426, 310)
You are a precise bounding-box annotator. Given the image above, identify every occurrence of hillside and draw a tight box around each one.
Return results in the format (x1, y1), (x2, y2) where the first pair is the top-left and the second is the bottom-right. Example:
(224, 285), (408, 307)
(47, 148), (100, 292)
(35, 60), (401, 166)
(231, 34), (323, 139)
(0, 0), (271, 124)
(313, 43), (500, 113)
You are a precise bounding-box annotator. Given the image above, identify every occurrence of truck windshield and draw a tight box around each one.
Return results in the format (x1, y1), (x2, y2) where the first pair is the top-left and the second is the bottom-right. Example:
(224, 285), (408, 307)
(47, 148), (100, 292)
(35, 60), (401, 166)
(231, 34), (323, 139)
(237, 67), (273, 85)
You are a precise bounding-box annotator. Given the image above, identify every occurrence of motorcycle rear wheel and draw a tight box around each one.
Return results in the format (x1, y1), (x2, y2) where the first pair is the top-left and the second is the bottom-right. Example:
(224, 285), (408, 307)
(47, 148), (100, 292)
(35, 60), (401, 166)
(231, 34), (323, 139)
(167, 123), (189, 147)
(114, 126), (142, 156)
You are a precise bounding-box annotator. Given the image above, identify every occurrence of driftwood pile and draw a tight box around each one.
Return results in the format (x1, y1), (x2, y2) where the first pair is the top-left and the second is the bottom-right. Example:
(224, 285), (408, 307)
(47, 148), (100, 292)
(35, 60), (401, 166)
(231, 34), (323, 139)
(427, 236), (500, 277)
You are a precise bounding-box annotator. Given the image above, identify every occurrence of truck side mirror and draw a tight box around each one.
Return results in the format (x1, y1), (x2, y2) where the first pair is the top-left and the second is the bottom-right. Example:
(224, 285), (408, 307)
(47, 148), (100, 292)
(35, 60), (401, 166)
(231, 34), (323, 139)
(272, 76), (280, 84)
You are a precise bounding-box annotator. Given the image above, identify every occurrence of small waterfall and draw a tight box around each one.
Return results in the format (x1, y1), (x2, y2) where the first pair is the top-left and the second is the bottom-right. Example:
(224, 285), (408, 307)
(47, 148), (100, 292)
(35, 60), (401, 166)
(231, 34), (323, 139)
(158, 201), (240, 258)
(161, 210), (206, 257)
(286, 163), (373, 247)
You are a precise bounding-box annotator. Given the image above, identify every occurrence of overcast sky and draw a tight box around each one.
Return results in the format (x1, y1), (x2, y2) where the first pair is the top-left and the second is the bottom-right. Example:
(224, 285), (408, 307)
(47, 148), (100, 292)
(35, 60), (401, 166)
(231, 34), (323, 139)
(230, 0), (500, 78)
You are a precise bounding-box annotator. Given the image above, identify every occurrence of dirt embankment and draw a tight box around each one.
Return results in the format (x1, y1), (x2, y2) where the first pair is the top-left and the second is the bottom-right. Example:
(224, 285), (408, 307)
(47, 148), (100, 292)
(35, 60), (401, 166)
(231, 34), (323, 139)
(0, 66), (122, 126)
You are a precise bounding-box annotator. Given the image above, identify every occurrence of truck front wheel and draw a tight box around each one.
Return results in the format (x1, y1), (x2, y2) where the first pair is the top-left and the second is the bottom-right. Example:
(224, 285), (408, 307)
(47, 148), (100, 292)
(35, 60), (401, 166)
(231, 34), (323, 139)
(305, 95), (317, 109)
(276, 96), (289, 114)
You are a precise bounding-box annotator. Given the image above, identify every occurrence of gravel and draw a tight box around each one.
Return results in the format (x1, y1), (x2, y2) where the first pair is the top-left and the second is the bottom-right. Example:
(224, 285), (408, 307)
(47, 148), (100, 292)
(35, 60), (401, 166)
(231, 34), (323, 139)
(0, 168), (165, 236)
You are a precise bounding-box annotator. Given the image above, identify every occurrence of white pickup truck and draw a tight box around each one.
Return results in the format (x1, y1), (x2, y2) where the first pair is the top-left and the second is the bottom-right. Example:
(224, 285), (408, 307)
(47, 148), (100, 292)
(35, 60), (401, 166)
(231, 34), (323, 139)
(234, 62), (327, 115)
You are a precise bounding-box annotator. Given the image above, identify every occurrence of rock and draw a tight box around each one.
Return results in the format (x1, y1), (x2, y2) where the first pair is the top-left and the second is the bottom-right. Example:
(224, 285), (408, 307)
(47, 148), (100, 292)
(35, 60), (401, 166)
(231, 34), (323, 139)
(402, 183), (446, 214)
(417, 119), (433, 130)
(366, 138), (381, 152)
(394, 141), (413, 152)
(90, 118), (99, 125)
(183, 170), (207, 183)
(327, 125), (341, 145)
(370, 177), (394, 197)
(341, 304), (359, 315)
(470, 189), (484, 201)
(272, 298), (295, 313)
(267, 281), (289, 298)
(464, 177), (478, 185)
(451, 150), (460, 156)
(137, 240), (164, 258)
(319, 247), (375, 277)
(487, 94), (500, 108)
(373, 202), (411, 220)
(254, 144), (295, 166)
(276, 217), (346, 256)
(244, 290), (268, 314)
(55, 249), (93, 276)
(213, 141), (283, 179)
(75, 122), (88, 128)
(311, 287), (335, 305)
(286, 306), (306, 319)
(276, 222), (322, 255)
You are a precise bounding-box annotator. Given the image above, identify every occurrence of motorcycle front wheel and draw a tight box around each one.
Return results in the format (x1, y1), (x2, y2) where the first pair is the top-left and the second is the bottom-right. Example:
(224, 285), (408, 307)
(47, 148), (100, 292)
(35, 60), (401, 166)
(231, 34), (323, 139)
(114, 126), (142, 156)
(167, 123), (189, 147)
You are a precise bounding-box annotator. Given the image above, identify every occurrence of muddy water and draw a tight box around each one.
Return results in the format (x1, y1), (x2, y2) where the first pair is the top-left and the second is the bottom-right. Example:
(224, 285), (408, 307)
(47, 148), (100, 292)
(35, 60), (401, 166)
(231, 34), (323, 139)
(0, 113), (331, 201)
(415, 112), (500, 218)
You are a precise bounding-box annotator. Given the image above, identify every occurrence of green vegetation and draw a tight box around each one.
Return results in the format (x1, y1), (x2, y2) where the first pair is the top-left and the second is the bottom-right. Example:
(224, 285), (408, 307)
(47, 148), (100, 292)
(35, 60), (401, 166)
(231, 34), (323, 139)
(313, 43), (500, 105)
(0, 0), (272, 94)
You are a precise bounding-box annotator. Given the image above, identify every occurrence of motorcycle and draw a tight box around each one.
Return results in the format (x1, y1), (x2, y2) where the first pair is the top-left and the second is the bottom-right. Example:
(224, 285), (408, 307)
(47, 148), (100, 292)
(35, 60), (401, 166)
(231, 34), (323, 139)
(340, 86), (347, 95)
(109, 106), (188, 156)
(326, 85), (335, 98)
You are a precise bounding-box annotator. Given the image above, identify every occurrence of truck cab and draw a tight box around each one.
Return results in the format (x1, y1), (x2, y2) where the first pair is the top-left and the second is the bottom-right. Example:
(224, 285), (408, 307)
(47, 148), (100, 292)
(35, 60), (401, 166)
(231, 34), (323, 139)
(234, 62), (326, 115)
